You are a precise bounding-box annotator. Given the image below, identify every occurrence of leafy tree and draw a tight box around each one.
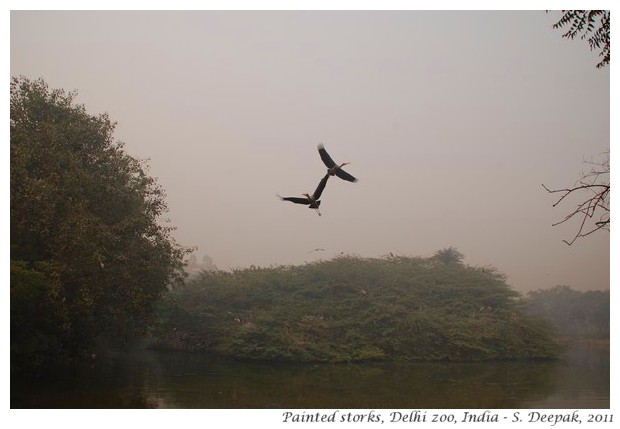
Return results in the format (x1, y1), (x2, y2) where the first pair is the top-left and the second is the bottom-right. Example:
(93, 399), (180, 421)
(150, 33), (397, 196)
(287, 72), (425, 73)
(432, 247), (464, 265)
(10, 76), (190, 372)
(552, 10), (610, 69)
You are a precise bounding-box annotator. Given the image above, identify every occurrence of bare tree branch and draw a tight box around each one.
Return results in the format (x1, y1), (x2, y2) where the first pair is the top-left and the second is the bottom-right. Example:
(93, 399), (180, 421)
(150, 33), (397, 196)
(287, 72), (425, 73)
(543, 152), (610, 245)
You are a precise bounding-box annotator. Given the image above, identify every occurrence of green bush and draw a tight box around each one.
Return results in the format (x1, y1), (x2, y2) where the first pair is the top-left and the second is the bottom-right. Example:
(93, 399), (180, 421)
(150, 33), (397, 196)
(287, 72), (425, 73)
(154, 255), (562, 362)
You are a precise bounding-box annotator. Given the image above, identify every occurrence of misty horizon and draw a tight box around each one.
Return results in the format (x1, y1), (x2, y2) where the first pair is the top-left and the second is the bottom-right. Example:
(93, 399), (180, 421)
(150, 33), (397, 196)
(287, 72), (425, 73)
(10, 10), (610, 293)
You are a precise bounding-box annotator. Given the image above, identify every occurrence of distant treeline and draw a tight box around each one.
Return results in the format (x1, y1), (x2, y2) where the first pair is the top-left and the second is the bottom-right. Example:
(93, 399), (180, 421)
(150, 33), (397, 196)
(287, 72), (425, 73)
(524, 285), (609, 339)
(152, 254), (564, 362)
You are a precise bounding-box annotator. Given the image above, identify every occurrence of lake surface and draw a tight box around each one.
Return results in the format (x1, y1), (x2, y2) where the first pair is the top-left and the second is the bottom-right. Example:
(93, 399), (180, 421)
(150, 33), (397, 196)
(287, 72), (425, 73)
(11, 340), (609, 409)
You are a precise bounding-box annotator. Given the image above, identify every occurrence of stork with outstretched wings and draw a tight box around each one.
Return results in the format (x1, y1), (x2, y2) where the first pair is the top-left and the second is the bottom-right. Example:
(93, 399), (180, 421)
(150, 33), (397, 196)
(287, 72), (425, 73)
(278, 173), (330, 216)
(317, 143), (358, 183)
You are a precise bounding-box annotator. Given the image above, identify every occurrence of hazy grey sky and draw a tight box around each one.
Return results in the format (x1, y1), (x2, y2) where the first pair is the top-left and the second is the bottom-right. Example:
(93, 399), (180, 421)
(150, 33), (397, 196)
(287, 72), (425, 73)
(10, 10), (610, 292)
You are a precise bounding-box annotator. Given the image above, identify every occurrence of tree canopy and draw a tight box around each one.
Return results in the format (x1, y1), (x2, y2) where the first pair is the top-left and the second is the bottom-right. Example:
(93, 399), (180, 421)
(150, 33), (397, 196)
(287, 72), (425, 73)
(154, 255), (561, 362)
(432, 247), (465, 265)
(10, 76), (190, 373)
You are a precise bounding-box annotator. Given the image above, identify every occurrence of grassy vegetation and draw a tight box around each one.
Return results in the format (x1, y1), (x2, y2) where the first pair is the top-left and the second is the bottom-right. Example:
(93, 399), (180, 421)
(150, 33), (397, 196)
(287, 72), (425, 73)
(153, 255), (562, 362)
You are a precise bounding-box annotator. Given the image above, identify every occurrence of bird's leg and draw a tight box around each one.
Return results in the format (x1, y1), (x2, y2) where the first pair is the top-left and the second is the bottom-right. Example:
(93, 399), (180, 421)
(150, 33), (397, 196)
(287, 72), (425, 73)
(315, 207), (322, 216)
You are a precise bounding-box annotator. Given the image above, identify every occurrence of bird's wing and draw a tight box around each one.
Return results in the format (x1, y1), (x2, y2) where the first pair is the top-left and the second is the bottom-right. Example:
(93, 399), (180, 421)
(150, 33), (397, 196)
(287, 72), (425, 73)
(317, 143), (337, 168)
(279, 195), (310, 205)
(312, 174), (330, 199)
(335, 168), (358, 183)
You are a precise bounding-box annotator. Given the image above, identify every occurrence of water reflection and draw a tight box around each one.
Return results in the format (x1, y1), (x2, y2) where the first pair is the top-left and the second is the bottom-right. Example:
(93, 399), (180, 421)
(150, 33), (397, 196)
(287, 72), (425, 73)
(11, 341), (609, 408)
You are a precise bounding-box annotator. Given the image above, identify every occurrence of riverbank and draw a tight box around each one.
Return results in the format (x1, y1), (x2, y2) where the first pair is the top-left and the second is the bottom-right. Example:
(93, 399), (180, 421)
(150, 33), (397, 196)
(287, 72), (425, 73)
(11, 340), (609, 408)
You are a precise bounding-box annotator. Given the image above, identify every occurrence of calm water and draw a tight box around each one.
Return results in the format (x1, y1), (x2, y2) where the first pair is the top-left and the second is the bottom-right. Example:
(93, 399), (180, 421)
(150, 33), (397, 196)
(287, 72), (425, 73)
(11, 341), (609, 409)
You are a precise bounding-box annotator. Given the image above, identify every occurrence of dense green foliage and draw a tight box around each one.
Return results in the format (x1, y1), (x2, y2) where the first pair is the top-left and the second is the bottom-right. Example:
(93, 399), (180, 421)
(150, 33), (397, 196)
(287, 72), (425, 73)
(525, 285), (609, 338)
(10, 77), (190, 374)
(154, 255), (561, 362)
